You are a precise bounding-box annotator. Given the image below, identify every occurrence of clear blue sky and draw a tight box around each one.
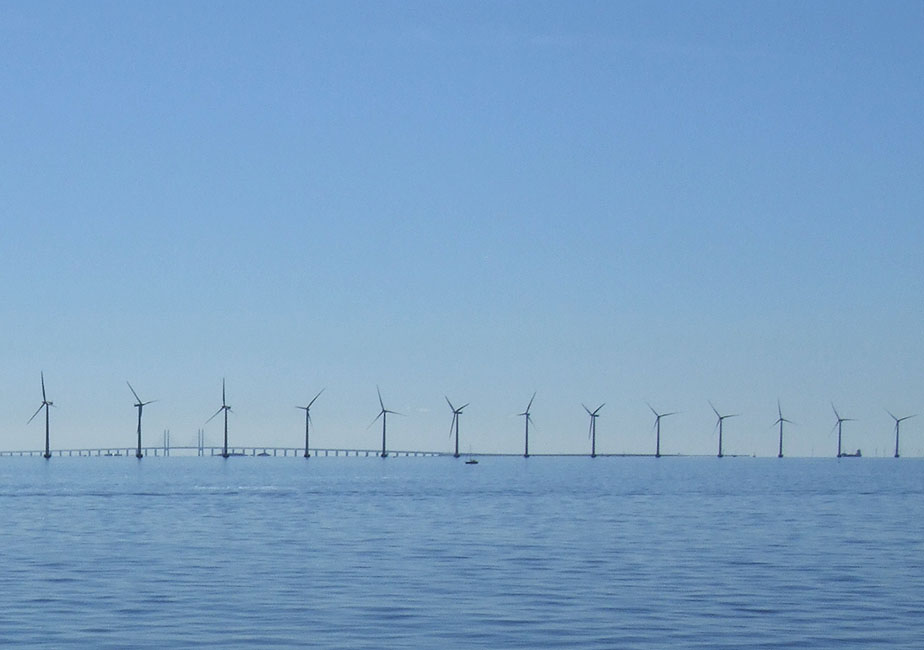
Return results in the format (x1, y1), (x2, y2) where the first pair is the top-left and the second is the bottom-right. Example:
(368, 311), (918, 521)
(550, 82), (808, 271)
(1, 1), (922, 456)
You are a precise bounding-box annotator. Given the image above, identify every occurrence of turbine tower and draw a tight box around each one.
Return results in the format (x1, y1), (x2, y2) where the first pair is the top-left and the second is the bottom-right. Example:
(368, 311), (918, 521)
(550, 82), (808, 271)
(583, 403), (604, 458)
(445, 397), (469, 458)
(370, 386), (400, 458)
(27, 371), (54, 459)
(774, 400), (793, 458)
(206, 379), (232, 458)
(127, 381), (156, 459)
(886, 410), (915, 458)
(831, 404), (853, 458)
(710, 401), (738, 458)
(296, 389), (324, 458)
(648, 403), (676, 458)
(518, 392), (536, 458)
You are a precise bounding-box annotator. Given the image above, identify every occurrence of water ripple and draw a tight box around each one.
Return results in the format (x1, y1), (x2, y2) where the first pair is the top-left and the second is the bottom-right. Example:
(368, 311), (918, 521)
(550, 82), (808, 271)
(0, 457), (921, 647)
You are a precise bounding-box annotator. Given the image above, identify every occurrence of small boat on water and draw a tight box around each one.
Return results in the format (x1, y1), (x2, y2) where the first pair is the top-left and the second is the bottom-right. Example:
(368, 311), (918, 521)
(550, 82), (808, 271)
(465, 458), (479, 465)
(840, 449), (862, 457)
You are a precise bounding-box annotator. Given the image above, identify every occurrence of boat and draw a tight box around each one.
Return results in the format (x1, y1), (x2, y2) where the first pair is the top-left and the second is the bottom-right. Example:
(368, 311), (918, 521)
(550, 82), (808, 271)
(465, 458), (479, 465)
(840, 449), (862, 457)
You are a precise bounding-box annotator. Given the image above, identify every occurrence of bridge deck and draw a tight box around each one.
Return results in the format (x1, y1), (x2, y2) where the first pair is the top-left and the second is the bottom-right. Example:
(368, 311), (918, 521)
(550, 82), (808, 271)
(0, 446), (450, 458)
(0, 447), (718, 458)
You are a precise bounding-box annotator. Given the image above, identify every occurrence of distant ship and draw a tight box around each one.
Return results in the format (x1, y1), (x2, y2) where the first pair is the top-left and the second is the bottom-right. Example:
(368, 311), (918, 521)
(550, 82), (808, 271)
(840, 449), (862, 458)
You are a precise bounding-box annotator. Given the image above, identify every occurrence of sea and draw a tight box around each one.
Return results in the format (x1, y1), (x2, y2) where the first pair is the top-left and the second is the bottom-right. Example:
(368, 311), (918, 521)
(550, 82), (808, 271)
(0, 456), (921, 648)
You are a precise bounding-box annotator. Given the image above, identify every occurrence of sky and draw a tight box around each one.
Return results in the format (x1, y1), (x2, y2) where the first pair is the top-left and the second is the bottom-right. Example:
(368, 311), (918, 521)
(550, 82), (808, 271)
(1, 1), (922, 457)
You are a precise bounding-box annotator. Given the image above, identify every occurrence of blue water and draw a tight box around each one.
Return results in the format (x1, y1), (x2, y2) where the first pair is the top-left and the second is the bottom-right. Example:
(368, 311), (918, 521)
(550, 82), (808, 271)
(0, 457), (921, 648)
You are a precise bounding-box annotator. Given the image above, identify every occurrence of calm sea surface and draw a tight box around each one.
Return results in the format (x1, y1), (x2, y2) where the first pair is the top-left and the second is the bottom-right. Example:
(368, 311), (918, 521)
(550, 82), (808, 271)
(0, 456), (921, 648)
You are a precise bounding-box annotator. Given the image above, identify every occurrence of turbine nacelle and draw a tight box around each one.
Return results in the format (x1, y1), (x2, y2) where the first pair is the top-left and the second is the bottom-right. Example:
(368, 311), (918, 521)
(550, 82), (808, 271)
(583, 403), (605, 418)
(709, 401), (739, 426)
(206, 379), (232, 424)
(886, 410), (916, 425)
(831, 403), (854, 425)
(647, 403), (677, 427)
(445, 396), (469, 415)
(28, 372), (55, 424)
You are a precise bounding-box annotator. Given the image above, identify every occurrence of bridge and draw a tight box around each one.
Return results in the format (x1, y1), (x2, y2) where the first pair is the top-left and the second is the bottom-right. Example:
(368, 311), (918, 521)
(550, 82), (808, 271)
(0, 447), (712, 458)
(0, 446), (451, 458)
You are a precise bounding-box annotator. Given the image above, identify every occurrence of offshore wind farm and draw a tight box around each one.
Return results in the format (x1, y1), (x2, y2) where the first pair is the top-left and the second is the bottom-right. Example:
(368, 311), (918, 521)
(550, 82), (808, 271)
(5, 375), (921, 459)
(1, 3), (923, 649)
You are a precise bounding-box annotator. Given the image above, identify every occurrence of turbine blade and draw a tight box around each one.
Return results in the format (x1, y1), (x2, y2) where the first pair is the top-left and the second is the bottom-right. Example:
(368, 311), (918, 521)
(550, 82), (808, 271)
(205, 407), (224, 424)
(593, 403), (605, 415)
(307, 388), (325, 409)
(709, 401), (720, 418)
(647, 402), (658, 417)
(127, 381), (142, 403)
(41, 372), (47, 402)
(222, 379), (227, 407)
(27, 404), (44, 424)
(367, 411), (384, 429)
(377, 386), (385, 411)
(831, 403), (840, 420)
(445, 396), (455, 411)
(583, 403), (592, 416)
(458, 403), (469, 411)
(526, 391), (536, 412)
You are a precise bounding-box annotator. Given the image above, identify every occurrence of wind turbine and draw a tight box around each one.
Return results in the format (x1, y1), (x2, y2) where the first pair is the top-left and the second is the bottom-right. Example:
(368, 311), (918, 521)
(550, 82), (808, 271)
(831, 404), (853, 458)
(27, 371), (54, 459)
(710, 401), (739, 458)
(583, 403), (604, 458)
(296, 389), (324, 458)
(370, 386), (401, 458)
(773, 399), (793, 458)
(518, 392), (536, 458)
(127, 381), (156, 459)
(445, 397), (469, 458)
(206, 379), (232, 458)
(648, 403), (676, 458)
(886, 410), (915, 458)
